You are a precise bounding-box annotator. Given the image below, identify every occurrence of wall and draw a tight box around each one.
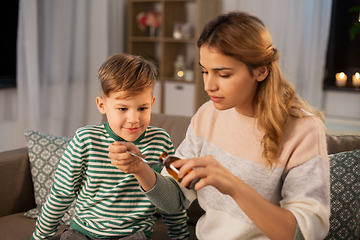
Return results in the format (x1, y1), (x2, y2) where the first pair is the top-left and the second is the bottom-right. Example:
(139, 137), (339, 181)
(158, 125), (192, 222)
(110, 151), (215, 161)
(0, 0), (127, 152)
(0, 88), (23, 152)
(323, 90), (360, 135)
(0, 120), (23, 152)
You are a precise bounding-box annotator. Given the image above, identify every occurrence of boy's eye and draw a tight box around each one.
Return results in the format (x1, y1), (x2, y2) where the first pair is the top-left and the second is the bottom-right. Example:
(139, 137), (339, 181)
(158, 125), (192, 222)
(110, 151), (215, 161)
(139, 107), (148, 111)
(118, 108), (127, 111)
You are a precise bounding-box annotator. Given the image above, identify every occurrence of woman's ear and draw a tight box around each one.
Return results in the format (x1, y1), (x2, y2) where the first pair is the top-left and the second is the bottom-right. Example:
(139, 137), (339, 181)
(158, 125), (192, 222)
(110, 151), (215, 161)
(254, 66), (269, 82)
(96, 97), (106, 114)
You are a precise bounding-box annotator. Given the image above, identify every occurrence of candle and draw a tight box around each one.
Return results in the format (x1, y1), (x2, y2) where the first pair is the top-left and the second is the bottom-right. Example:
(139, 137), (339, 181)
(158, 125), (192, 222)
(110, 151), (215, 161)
(335, 72), (347, 87)
(353, 72), (360, 87)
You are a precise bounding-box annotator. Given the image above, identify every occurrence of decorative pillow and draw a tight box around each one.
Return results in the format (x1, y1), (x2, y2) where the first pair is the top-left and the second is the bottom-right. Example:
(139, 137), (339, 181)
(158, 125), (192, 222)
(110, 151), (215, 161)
(325, 149), (360, 239)
(24, 130), (76, 225)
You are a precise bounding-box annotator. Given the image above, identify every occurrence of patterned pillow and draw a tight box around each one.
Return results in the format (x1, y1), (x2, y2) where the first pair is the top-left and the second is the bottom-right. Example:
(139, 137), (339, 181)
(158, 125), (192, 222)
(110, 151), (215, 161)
(24, 130), (76, 225)
(325, 149), (360, 239)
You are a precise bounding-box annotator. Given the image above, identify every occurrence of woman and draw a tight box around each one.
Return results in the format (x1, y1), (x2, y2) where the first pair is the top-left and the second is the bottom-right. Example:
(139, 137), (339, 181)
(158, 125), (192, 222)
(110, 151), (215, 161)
(109, 11), (330, 240)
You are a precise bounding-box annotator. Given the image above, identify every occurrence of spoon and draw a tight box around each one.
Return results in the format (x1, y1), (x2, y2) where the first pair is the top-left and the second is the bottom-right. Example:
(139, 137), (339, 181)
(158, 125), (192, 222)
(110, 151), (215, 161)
(126, 151), (161, 165)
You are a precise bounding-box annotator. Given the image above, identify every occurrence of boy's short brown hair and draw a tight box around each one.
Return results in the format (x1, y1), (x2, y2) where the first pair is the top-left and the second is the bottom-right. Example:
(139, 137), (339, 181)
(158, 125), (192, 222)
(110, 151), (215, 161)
(98, 54), (157, 97)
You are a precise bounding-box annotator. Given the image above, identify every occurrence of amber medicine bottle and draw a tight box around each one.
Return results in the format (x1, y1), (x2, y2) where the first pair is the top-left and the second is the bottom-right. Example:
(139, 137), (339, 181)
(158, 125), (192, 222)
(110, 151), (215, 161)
(159, 152), (200, 189)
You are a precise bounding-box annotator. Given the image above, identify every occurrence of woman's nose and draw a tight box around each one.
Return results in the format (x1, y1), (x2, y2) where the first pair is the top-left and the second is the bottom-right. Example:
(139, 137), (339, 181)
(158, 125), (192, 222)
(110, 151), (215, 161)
(204, 74), (218, 92)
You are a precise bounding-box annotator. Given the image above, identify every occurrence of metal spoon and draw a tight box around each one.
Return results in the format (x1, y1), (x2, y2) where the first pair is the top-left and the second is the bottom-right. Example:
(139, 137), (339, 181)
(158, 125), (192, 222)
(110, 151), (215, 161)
(126, 151), (161, 165)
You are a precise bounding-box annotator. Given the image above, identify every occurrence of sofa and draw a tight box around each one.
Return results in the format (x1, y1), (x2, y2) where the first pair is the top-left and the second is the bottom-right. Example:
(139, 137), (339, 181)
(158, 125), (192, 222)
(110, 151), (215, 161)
(0, 113), (360, 240)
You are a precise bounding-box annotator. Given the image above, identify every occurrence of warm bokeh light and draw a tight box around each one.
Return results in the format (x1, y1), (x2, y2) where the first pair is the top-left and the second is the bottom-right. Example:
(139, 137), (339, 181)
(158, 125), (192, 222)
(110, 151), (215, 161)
(335, 72), (347, 87)
(353, 72), (360, 87)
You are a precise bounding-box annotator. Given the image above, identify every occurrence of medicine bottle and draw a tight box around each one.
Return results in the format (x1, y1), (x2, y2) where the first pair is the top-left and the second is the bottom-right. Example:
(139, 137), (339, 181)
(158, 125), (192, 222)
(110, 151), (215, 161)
(159, 152), (200, 189)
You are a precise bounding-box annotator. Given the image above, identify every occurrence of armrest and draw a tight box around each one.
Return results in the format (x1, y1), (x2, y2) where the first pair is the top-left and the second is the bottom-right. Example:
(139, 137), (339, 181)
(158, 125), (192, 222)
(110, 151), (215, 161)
(0, 147), (36, 218)
(326, 134), (360, 154)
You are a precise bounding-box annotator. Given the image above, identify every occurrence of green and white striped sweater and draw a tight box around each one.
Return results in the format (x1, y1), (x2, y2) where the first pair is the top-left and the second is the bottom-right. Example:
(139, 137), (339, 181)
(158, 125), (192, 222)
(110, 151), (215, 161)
(31, 122), (189, 240)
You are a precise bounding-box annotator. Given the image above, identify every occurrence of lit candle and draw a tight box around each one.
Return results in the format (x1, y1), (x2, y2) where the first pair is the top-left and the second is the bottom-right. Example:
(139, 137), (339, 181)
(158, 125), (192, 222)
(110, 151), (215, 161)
(353, 72), (360, 87)
(335, 72), (347, 87)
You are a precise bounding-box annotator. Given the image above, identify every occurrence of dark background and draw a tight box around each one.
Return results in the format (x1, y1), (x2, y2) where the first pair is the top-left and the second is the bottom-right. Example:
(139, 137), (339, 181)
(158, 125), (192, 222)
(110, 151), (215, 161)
(0, 0), (19, 88)
(324, 0), (360, 90)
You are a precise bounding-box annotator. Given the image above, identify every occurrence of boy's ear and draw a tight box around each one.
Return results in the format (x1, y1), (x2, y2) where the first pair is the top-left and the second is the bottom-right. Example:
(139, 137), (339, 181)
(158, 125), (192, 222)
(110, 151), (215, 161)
(255, 66), (269, 82)
(96, 97), (106, 114)
(150, 96), (156, 109)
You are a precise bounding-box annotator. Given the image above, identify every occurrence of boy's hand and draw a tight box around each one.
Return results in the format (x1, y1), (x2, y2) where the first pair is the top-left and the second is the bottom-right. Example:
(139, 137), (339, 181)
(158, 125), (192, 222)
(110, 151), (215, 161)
(108, 141), (157, 191)
(108, 141), (146, 174)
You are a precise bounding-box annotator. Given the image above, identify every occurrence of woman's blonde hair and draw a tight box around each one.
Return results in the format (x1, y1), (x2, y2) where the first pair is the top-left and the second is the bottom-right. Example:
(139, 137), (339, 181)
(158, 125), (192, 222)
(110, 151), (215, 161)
(197, 11), (324, 167)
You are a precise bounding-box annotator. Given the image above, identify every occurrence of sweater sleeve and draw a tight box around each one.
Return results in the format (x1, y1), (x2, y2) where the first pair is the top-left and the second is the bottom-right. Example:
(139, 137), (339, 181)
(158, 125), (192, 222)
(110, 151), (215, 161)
(144, 172), (192, 214)
(282, 155), (330, 240)
(31, 133), (84, 240)
(156, 133), (190, 239)
(144, 120), (199, 214)
(280, 117), (330, 240)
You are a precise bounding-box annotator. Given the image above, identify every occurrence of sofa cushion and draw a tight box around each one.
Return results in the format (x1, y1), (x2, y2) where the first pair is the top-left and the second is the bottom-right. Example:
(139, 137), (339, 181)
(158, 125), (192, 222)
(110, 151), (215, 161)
(0, 147), (36, 218)
(24, 130), (75, 225)
(325, 149), (360, 239)
(0, 212), (68, 240)
(150, 113), (191, 150)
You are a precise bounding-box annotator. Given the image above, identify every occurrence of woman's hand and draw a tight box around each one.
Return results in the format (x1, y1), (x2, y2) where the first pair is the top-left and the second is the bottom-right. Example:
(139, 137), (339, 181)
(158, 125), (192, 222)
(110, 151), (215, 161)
(172, 155), (240, 196)
(173, 155), (297, 240)
(108, 141), (146, 174)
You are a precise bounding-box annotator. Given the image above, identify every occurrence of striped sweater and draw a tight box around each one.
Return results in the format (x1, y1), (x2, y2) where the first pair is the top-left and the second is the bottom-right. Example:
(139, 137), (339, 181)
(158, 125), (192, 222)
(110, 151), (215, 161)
(31, 122), (189, 240)
(145, 101), (330, 240)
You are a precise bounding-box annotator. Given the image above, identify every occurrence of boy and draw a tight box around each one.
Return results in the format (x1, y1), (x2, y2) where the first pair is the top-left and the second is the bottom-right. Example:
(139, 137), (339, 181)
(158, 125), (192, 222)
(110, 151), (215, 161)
(31, 54), (189, 240)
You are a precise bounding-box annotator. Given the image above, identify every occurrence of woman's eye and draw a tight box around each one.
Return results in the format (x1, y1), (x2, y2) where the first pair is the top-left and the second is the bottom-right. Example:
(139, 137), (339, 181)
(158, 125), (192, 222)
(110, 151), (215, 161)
(201, 71), (208, 75)
(220, 74), (230, 78)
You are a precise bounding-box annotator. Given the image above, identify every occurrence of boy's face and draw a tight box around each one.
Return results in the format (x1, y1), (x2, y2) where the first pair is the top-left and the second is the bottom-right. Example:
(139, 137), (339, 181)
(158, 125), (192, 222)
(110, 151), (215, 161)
(96, 88), (155, 142)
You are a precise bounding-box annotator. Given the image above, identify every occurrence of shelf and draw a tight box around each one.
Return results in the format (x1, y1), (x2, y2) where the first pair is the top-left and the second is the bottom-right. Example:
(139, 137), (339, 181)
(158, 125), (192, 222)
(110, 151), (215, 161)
(163, 37), (196, 43)
(324, 84), (360, 93)
(162, 0), (196, 2)
(130, 36), (196, 43)
(127, 0), (220, 115)
(130, 37), (160, 42)
(131, 0), (195, 2)
(159, 77), (194, 83)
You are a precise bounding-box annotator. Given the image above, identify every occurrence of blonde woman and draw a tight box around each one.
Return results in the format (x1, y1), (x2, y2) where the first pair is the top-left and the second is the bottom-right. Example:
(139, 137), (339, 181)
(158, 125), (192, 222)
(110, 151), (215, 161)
(109, 11), (330, 240)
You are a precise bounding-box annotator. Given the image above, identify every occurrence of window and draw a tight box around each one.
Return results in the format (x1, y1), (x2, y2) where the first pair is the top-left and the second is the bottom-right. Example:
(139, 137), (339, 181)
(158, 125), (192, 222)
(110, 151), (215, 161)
(0, 0), (19, 89)
(324, 0), (360, 91)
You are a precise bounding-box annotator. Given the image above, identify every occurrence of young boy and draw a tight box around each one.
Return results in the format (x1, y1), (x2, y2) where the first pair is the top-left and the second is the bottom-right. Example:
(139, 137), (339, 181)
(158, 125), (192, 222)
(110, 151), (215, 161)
(31, 54), (189, 240)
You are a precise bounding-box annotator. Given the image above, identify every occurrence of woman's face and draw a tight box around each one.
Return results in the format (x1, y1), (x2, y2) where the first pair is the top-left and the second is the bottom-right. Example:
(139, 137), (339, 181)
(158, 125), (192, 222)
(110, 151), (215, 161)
(200, 44), (263, 117)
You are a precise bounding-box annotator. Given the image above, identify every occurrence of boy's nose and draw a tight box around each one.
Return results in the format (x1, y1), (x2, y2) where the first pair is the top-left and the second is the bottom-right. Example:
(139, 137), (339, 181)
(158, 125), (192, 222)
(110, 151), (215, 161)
(127, 111), (139, 124)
